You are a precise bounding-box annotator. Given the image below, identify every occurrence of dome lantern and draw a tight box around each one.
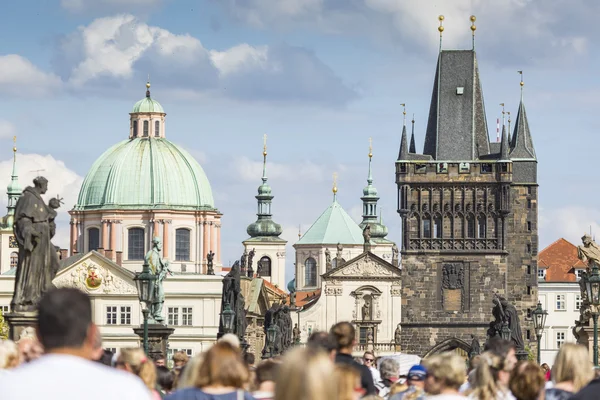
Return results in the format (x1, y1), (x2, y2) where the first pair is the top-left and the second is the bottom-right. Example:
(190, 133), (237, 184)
(130, 81), (166, 140)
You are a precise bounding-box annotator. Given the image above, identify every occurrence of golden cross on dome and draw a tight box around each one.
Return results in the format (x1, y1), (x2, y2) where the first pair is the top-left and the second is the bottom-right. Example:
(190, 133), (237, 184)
(263, 134), (267, 156)
(332, 172), (338, 195)
(368, 137), (373, 159)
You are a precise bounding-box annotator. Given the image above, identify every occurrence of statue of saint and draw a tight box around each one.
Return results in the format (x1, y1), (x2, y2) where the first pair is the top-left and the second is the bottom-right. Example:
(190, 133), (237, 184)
(499, 296), (524, 350)
(578, 234), (600, 266)
(293, 323), (301, 344)
(325, 248), (332, 269)
(247, 248), (256, 277)
(336, 243), (343, 260)
(240, 250), (248, 273)
(394, 324), (401, 345)
(206, 250), (215, 275)
(219, 261), (247, 340)
(362, 299), (371, 320)
(367, 328), (374, 343)
(362, 224), (371, 244)
(392, 243), (399, 267)
(470, 334), (481, 356)
(145, 237), (172, 324)
(11, 177), (62, 313)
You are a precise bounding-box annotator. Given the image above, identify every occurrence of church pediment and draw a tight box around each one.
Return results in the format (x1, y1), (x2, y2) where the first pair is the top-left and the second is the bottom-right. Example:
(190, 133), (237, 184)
(322, 252), (401, 280)
(53, 251), (137, 295)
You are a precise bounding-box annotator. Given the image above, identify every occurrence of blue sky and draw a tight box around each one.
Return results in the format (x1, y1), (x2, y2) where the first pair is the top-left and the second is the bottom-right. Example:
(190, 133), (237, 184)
(0, 0), (598, 282)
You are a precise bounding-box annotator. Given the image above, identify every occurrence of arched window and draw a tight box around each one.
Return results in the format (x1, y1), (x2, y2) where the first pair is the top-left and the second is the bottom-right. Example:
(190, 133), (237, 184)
(454, 214), (464, 238)
(133, 121), (138, 137)
(259, 256), (272, 276)
(434, 215), (442, 238)
(88, 227), (100, 251)
(155, 120), (160, 137)
(478, 215), (486, 238)
(10, 252), (18, 269)
(175, 228), (190, 261)
(467, 215), (476, 239)
(422, 215), (432, 238)
(128, 228), (145, 260)
(305, 257), (317, 287)
(143, 121), (149, 137)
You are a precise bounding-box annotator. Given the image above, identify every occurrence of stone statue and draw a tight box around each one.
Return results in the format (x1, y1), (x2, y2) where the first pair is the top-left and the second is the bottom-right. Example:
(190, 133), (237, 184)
(392, 243), (399, 267)
(488, 294), (524, 350)
(470, 334), (481, 356)
(394, 324), (401, 345)
(145, 237), (172, 324)
(367, 328), (374, 343)
(240, 250), (248, 274)
(288, 279), (296, 307)
(293, 323), (301, 344)
(247, 248), (256, 277)
(11, 177), (62, 313)
(362, 299), (371, 320)
(336, 243), (343, 260)
(325, 248), (332, 270)
(578, 234), (600, 266)
(219, 260), (247, 340)
(363, 224), (371, 244)
(206, 250), (215, 275)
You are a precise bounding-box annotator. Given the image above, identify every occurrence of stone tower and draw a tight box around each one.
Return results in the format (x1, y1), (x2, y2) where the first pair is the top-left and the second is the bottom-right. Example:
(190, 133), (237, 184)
(396, 49), (538, 356)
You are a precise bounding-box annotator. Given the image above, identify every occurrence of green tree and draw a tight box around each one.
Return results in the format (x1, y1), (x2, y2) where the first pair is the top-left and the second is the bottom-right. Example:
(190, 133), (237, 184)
(0, 309), (9, 339)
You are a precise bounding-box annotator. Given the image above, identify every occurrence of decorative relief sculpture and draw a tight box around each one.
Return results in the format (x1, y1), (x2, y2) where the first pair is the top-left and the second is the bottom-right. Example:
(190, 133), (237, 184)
(442, 263), (464, 290)
(55, 261), (137, 295)
(340, 257), (393, 277)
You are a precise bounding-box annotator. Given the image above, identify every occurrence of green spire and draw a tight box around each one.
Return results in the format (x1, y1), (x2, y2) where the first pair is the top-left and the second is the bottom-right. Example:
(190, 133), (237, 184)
(247, 135), (283, 238)
(359, 139), (388, 241)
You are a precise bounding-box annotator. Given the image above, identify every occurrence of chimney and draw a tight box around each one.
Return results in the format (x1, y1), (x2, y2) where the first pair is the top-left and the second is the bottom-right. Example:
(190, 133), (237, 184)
(105, 249), (113, 260)
(98, 248), (105, 256)
(116, 251), (123, 267)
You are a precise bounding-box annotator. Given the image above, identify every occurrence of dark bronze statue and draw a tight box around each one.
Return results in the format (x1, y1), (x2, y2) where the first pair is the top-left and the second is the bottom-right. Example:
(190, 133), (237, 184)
(488, 294), (524, 350)
(247, 248), (256, 277)
(11, 177), (62, 313)
(207, 250), (215, 275)
(218, 260), (247, 340)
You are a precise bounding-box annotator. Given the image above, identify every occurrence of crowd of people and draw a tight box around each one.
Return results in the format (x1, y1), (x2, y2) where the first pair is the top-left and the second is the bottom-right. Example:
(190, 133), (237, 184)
(0, 287), (599, 400)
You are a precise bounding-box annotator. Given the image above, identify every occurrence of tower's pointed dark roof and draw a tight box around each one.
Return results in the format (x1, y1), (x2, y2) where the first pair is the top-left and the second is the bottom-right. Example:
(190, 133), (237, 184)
(499, 124), (510, 161)
(423, 50), (490, 161)
(509, 99), (536, 159)
(409, 118), (416, 154)
(398, 124), (409, 160)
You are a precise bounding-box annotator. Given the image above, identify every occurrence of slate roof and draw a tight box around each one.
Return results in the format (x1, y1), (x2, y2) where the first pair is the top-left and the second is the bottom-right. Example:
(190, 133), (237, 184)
(509, 99), (536, 159)
(538, 238), (587, 282)
(296, 199), (363, 245)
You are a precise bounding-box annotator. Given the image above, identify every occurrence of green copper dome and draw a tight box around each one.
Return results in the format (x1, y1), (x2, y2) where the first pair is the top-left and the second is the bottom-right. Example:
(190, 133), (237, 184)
(132, 97), (164, 113)
(75, 138), (215, 210)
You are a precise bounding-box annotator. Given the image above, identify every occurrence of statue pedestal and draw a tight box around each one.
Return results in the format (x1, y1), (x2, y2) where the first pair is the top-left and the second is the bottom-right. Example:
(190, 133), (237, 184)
(133, 324), (175, 360)
(5, 311), (38, 341)
(516, 349), (529, 361)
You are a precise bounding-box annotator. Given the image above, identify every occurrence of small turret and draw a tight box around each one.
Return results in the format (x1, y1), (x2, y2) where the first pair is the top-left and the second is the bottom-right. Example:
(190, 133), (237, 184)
(409, 115), (416, 153)
(509, 76), (536, 160)
(359, 139), (389, 242)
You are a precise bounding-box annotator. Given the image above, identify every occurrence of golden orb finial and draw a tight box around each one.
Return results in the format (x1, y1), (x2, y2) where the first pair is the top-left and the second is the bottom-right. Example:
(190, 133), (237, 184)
(470, 15), (476, 22)
(12, 135), (16, 153)
(146, 82), (151, 89)
(368, 137), (373, 159)
(332, 172), (338, 195)
(520, 81), (524, 87)
(438, 25), (444, 33)
(439, 15), (445, 21)
(263, 134), (268, 157)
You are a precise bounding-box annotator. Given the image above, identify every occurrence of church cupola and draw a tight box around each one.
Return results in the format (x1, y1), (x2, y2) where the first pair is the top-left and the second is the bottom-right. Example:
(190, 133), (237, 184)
(129, 81), (167, 140)
(359, 139), (388, 242)
(246, 135), (283, 238)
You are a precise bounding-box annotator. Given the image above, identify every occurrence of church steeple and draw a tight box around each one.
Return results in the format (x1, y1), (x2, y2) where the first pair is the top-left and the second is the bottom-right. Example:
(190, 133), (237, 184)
(509, 74), (536, 160)
(409, 115), (416, 153)
(359, 139), (388, 242)
(246, 135), (283, 238)
(7, 136), (21, 217)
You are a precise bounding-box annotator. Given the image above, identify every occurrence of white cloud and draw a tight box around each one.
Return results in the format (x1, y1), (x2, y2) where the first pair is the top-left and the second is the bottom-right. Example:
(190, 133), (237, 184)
(539, 206), (600, 250)
(234, 156), (327, 183)
(210, 44), (269, 76)
(61, 0), (162, 13)
(0, 55), (61, 97)
(0, 153), (83, 249)
(0, 121), (16, 139)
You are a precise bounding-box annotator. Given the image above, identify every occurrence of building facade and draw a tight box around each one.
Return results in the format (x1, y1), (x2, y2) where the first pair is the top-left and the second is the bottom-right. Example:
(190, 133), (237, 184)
(396, 48), (538, 356)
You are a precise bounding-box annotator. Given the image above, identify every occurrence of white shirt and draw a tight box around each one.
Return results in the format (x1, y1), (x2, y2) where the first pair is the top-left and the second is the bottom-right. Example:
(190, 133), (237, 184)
(0, 353), (153, 400)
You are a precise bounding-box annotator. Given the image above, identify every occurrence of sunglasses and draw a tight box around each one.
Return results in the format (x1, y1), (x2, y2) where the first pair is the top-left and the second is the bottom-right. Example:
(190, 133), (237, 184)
(364, 358), (374, 363)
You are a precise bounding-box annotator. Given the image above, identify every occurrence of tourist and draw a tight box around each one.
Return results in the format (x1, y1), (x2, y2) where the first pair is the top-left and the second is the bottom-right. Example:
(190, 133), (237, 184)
(390, 365), (427, 400)
(330, 321), (376, 394)
(573, 371), (600, 400)
(116, 348), (162, 400)
(0, 339), (20, 372)
(275, 346), (337, 400)
(377, 358), (401, 398)
(253, 359), (279, 400)
(540, 363), (551, 382)
(307, 331), (337, 361)
(173, 351), (189, 369)
(467, 351), (514, 400)
(336, 363), (364, 400)
(154, 353), (166, 367)
(364, 351), (382, 384)
(422, 352), (466, 399)
(546, 343), (593, 400)
(176, 353), (204, 389)
(218, 333), (241, 350)
(508, 361), (545, 400)
(0, 287), (152, 399)
(91, 329), (104, 361)
(96, 349), (114, 366)
(17, 326), (43, 363)
(157, 365), (176, 395)
(165, 342), (253, 400)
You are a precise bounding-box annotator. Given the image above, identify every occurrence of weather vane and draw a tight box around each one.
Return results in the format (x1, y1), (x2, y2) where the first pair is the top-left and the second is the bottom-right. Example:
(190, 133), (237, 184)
(438, 15), (445, 51)
(369, 137), (373, 159)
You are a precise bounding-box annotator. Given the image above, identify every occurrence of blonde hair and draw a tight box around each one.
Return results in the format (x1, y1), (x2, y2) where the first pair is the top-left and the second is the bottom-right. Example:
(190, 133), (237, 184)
(118, 348), (156, 390)
(553, 343), (594, 391)
(177, 353), (205, 389)
(468, 351), (508, 400)
(195, 342), (248, 389)
(0, 340), (19, 369)
(335, 363), (361, 400)
(422, 352), (466, 391)
(275, 347), (337, 400)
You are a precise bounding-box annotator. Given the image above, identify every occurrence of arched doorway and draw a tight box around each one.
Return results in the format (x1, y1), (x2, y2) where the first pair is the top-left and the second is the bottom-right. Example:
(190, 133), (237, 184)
(423, 337), (472, 362)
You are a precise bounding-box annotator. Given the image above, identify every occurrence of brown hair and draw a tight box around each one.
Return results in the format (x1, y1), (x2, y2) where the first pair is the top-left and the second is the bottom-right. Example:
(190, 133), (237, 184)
(335, 363), (361, 400)
(119, 348), (156, 390)
(552, 343), (594, 391)
(173, 351), (189, 364)
(255, 359), (280, 385)
(422, 352), (466, 391)
(330, 322), (355, 350)
(509, 361), (545, 400)
(195, 342), (248, 389)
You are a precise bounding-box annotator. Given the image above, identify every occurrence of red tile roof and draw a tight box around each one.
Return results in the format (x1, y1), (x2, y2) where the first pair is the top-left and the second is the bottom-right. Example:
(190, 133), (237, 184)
(263, 279), (287, 296)
(290, 290), (322, 307)
(539, 238), (587, 282)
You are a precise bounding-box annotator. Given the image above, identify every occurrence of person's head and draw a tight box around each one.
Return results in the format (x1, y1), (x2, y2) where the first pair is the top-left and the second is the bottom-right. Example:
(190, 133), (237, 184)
(330, 322), (355, 353)
(255, 359), (280, 393)
(379, 358), (400, 383)
(156, 365), (175, 393)
(152, 236), (162, 251)
(307, 331), (337, 361)
(17, 335), (43, 363)
(0, 340), (20, 369)
(244, 352), (256, 367)
(153, 353), (166, 367)
(552, 343), (594, 391)
(33, 176), (48, 194)
(116, 348), (156, 390)
(195, 342), (248, 389)
(37, 287), (96, 358)
(173, 351), (189, 368)
(422, 352), (466, 395)
(218, 333), (241, 350)
(540, 363), (550, 373)
(508, 361), (545, 400)
(363, 351), (375, 368)
(97, 349), (114, 366)
(335, 363), (363, 400)
(275, 346), (336, 400)
(176, 353), (205, 389)
(471, 351), (513, 400)
(483, 337), (517, 382)
(407, 364), (427, 389)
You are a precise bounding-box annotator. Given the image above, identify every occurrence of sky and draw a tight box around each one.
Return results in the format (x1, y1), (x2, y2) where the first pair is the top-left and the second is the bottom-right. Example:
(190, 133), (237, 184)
(0, 0), (598, 283)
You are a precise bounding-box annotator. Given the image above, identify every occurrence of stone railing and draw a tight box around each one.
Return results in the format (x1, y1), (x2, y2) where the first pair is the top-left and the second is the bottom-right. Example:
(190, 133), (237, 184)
(354, 342), (399, 353)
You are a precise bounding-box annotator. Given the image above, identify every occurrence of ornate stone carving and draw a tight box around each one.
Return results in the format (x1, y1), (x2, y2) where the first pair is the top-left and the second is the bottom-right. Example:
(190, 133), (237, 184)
(325, 285), (342, 296)
(442, 263), (464, 290)
(391, 287), (401, 297)
(339, 256), (392, 277)
(54, 261), (137, 295)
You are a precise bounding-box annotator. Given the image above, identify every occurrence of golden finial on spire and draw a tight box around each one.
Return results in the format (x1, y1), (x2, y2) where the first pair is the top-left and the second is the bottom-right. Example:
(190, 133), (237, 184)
(298, 225), (301, 239)
(438, 15), (444, 52)
(507, 111), (511, 123)
(401, 103), (406, 126)
(518, 70), (524, 86)
(500, 103), (505, 125)
(263, 134), (268, 157)
(368, 137), (373, 159)
(470, 15), (476, 49)
(12, 135), (16, 153)
(332, 172), (338, 195)
(145, 75), (151, 97)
